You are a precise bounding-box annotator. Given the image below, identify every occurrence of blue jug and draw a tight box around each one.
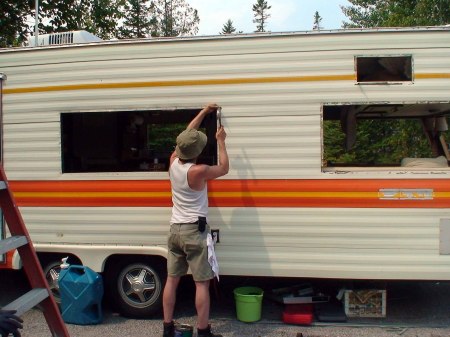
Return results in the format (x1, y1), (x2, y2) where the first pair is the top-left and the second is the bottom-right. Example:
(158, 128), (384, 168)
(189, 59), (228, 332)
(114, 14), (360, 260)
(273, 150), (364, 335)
(59, 263), (104, 325)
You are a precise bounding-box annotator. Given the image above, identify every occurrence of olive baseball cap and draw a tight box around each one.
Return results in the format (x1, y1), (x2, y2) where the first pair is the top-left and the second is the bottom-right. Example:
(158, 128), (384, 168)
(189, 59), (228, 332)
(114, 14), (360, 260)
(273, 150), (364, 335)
(175, 128), (207, 160)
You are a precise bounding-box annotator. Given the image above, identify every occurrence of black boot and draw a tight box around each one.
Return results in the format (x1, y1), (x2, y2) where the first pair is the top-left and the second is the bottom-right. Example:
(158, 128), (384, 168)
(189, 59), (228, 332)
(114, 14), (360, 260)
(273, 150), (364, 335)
(162, 321), (175, 337)
(197, 324), (223, 337)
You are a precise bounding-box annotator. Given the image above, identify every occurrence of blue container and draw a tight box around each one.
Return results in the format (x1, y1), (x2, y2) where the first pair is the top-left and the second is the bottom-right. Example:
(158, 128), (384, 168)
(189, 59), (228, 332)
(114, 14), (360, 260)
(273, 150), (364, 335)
(59, 265), (104, 325)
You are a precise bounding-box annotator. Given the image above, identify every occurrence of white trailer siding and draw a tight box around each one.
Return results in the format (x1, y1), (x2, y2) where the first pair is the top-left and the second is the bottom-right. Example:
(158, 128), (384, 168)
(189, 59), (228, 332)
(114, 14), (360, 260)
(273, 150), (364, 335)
(1, 28), (450, 280)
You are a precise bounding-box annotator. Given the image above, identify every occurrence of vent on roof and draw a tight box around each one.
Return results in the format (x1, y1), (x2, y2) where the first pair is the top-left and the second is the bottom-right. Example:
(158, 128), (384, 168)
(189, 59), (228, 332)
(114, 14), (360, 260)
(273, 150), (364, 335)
(28, 30), (102, 47)
(49, 32), (74, 45)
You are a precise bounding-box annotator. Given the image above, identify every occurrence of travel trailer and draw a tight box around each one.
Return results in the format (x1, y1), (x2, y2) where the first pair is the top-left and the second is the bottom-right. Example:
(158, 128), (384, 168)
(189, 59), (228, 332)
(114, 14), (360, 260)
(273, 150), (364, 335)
(0, 26), (449, 318)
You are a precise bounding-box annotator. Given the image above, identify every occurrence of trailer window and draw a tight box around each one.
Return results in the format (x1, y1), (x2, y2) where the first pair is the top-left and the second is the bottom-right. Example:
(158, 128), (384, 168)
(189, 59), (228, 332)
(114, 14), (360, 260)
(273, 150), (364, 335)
(356, 56), (412, 83)
(61, 109), (218, 173)
(323, 103), (450, 170)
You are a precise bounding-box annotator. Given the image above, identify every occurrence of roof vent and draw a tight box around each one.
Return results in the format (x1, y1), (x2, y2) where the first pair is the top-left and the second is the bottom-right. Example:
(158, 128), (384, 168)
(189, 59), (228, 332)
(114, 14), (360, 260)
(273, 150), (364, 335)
(28, 30), (102, 47)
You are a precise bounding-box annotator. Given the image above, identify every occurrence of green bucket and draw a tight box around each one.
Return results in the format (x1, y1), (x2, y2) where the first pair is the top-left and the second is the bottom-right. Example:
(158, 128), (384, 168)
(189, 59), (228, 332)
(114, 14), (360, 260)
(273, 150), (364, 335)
(233, 286), (264, 322)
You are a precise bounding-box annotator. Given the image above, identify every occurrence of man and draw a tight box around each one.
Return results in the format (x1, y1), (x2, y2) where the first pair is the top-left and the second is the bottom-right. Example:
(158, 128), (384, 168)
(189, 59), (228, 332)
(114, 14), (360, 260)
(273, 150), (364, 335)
(0, 310), (23, 337)
(162, 103), (229, 337)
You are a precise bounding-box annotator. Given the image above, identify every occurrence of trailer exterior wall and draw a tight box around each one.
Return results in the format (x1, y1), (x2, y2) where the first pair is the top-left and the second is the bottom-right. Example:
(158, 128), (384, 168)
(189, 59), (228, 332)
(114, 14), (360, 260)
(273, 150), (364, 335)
(1, 28), (450, 280)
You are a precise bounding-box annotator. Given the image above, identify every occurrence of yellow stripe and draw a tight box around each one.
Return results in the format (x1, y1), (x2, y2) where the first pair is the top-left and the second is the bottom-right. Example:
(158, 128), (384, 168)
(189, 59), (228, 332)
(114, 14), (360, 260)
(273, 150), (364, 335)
(3, 74), (355, 95)
(13, 190), (450, 199)
(415, 73), (450, 79)
(4, 73), (448, 95)
(14, 191), (381, 199)
(210, 191), (379, 198)
(434, 192), (450, 197)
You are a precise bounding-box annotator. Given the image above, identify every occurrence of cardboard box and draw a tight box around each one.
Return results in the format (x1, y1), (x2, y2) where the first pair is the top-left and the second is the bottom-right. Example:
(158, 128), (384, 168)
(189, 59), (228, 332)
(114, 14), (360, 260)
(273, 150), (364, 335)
(344, 290), (386, 318)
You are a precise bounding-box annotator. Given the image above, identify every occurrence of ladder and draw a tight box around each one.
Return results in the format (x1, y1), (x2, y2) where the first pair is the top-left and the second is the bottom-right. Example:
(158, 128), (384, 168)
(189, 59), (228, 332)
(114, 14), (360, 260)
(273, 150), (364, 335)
(0, 80), (70, 337)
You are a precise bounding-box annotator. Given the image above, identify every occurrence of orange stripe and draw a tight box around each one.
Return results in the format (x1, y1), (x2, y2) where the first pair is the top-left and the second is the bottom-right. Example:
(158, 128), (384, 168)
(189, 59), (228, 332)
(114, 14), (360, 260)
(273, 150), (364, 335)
(8, 179), (450, 208)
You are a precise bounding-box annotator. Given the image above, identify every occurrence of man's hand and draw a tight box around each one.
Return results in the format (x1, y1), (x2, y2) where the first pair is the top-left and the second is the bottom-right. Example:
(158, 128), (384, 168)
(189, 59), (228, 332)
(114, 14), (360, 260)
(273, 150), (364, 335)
(188, 103), (220, 130)
(216, 126), (227, 143)
(202, 103), (219, 114)
(0, 310), (23, 337)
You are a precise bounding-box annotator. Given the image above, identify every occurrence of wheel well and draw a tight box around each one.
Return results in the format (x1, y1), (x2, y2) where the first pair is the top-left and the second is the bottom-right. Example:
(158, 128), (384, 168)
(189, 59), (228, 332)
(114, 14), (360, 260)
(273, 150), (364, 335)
(103, 254), (167, 276)
(38, 252), (82, 269)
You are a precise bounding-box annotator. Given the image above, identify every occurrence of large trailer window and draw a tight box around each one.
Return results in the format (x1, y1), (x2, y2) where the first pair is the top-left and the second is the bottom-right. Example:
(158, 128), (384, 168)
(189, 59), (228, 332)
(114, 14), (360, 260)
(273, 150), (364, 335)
(61, 109), (217, 173)
(323, 103), (450, 170)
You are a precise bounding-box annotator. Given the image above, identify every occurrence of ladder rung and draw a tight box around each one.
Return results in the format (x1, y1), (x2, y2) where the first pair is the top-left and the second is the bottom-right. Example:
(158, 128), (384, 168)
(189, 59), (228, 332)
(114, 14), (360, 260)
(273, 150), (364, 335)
(0, 235), (28, 255)
(3, 288), (49, 316)
(0, 181), (6, 190)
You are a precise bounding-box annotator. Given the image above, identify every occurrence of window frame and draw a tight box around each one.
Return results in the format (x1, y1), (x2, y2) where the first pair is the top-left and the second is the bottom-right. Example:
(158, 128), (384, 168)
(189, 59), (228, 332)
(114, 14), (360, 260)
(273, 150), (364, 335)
(321, 102), (450, 173)
(60, 108), (218, 175)
(355, 55), (414, 84)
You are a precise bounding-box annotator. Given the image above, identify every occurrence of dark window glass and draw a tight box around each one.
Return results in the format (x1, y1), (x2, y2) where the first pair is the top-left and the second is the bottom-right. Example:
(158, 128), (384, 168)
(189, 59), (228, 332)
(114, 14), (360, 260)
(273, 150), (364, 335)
(61, 109), (217, 173)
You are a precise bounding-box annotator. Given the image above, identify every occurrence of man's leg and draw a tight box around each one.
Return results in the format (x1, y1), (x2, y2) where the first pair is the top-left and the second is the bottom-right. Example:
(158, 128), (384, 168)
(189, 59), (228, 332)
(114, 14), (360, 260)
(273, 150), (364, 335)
(195, 279), (211, 329)
(163, 275), (181, 323)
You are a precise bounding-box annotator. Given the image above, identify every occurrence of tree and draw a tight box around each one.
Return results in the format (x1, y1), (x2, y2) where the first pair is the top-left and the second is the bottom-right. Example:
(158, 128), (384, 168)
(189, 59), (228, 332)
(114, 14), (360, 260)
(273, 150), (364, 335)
(313, 11), (323, 30)
(38, 0), (91, 33)
(85, 0), (124, 40)
(0, 0), (30, 47)
(120, 0), (156, 38)
(252, 0), (271, 32)
(153, 0), (200, 37)
(221, 19), (237, 34)
(341, 0), (450, 28)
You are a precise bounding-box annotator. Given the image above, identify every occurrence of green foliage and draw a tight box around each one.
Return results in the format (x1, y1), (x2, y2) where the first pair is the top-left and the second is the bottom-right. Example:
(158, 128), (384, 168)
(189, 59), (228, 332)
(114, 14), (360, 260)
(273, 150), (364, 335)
(252, 0), (271, 32)
(86, 0), (124, 39)
(147, 123), (185, 153)
(324, 119), (434, 166)
(153, 0), (200, 37)
(119, 0), (156, 38)
(38, 0), (90, 33)
(221, 19), (237, 34)
(342, 0), (450, 28)
(313, 11), (323, 30)
(0, 0), (30, 47)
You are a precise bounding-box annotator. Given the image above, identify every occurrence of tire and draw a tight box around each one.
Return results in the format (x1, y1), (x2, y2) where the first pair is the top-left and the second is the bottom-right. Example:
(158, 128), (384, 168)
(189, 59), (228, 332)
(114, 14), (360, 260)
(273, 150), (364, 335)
(43, 260), (62, 305)
(108, 261), (165, 318)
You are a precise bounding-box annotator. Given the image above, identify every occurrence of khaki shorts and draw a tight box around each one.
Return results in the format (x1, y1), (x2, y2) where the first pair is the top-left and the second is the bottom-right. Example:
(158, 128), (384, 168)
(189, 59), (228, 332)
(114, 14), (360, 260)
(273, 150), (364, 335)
(167, 223), (214, 282)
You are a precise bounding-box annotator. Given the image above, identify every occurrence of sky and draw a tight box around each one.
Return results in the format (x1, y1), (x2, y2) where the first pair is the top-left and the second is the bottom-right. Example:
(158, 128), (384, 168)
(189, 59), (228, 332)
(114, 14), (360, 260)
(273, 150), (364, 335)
(188, 0), (351, 36)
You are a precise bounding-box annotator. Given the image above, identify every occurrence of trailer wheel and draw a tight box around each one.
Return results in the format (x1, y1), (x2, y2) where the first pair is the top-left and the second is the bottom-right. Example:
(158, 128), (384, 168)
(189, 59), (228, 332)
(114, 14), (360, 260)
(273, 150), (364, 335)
(109, 261), (165, 318)
(43, 261), (62, 305)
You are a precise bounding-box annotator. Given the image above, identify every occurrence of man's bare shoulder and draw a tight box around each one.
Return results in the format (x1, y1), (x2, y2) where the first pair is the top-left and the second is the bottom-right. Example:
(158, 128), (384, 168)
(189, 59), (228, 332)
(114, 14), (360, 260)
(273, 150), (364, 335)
(189, 164), (209, 176)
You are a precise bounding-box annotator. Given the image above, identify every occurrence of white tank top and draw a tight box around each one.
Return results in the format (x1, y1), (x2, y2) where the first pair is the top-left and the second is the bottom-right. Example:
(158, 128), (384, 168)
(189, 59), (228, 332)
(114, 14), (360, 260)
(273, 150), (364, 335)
(169, 158), (208, 224)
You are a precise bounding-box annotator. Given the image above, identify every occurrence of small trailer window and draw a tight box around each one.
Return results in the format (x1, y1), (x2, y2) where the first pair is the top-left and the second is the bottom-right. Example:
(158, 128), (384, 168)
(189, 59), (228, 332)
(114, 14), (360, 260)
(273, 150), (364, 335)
(323, 103), (450, 170)
(356, 56), (412, 83)
(61, 109), (217, 173)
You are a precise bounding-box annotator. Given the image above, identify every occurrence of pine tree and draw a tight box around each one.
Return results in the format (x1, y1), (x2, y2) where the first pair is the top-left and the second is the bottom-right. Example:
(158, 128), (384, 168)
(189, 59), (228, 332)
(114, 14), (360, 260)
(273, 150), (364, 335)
(221, 19), (237, 34)
(120, 0), (156, 38)
(313, 11), (323, 30)
(252, 0), (271, 32)
(153, 0), (200, 37)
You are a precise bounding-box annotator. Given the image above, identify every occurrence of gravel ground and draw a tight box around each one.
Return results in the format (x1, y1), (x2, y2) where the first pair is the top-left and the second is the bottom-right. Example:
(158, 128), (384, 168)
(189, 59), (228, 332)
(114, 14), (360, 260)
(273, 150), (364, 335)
(3, 270), (450, 337)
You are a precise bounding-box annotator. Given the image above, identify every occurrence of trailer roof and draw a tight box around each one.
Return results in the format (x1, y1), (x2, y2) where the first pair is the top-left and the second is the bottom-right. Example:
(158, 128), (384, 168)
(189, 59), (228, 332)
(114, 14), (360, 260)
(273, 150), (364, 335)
(1, 25), (449, 53)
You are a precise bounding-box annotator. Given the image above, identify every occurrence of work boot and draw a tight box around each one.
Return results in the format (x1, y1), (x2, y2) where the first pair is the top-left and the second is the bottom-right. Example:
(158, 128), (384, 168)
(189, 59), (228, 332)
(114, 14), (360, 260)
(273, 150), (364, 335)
(162, 321), (174, 337)
(197, 324), (223, 337)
